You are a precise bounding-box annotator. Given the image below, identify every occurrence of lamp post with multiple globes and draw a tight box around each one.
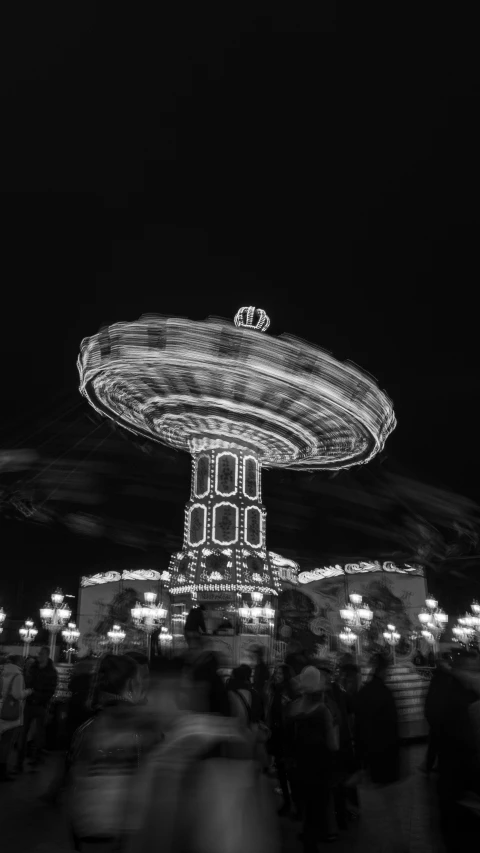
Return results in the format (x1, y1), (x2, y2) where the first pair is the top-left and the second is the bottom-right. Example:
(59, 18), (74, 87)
(19, 619), (38, 657)
(62, 622), (81, 664)
(338, 626), (358, 653)
(418, 596), (448, 657)
(339, 592), (374, 659)
(40, 590), (72, 660)
(383, 623), (401, 665)
(452, 601), (480, 648)
(107, 624), (126, 654)
(131, 591), (168, 660)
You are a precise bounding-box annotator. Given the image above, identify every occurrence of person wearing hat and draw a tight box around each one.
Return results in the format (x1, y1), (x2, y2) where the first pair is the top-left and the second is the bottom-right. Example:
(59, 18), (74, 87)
(288, 666), (339, 848)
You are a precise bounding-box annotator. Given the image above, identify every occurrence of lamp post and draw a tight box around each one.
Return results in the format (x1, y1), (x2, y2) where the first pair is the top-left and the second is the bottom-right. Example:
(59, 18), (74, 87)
(62, 622), (80, 664)
(339, 626), (357, 651)
(19, 619), (38, 657)
(0, 607), (6, 635)
(107, 624), (126, 654)
(131, 591), (167, 660)
(383, 623), (400, 665)
(40, 589), (72, 660)
(339, 592), (373, 659)
(452, 602), (480, 648)
(418, 596), (448, 658)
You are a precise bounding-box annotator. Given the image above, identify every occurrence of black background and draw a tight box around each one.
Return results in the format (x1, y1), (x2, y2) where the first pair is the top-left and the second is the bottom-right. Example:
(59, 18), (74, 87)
(1, 7), (479, 620)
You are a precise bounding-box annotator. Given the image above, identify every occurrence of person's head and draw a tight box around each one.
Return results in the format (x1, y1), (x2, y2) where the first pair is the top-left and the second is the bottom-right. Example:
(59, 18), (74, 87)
(38, 647), (50, 669)
(232, 664), (252, 689)
(96, 654), (142, 703)
(274, 664), (291, 685)
(295, 665), (326, 697)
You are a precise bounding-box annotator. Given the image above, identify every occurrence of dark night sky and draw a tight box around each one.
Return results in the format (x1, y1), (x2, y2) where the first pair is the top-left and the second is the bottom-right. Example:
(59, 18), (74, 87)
(1, 8), (479, 620)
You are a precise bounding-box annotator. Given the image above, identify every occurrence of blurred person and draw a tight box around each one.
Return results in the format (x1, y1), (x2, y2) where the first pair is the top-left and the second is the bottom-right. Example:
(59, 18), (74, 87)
(252, 644), (270, 715)
(338, 660), (361, 818)
(18, 646), (57, 770)
(288, 665), (339, 850)
(66, 654), (99, 740)
(66, 653), (159, 851)
(125, 658), (279, 853)
(124, 651), (149, 705)
(183, 637), (230, 716)
(268, 664), (297, 816)
(320, 661), (355, 831)
(227, 664), (270, 768)
(285, 641), (309, 676)
(423, 652), (452, 774)
(354, 653), (400, 785)
(40, 654), (101, 805)
(228, 664), (263, 724)
(436, 649), (480, 851)
(184, 603), (207, 646)
(0, 655), (33, 782)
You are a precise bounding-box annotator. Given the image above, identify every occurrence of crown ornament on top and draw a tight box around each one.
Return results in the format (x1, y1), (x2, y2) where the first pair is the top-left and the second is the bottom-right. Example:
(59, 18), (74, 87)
(234, 306), (270, 332)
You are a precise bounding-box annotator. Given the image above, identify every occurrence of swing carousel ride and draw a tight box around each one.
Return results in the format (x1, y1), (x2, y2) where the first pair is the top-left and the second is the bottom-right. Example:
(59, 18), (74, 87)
(77, 307), (396, 662)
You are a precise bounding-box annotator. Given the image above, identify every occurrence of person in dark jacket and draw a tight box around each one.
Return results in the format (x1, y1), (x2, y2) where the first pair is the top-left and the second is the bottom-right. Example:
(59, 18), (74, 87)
(354, 653), (400, 785)
(18, 646), (58, 769)
(268, 665), (295, 815)
(423, 654), (451, 773)
(184, 604), (207, 646)
(252, 645), (270, 718)
(321, 663), (355, 830)
(285, 642), (309, 677)
(289, 666), (339, 849)
(436, 650), (480, 852)
(66, 654), (159, 850)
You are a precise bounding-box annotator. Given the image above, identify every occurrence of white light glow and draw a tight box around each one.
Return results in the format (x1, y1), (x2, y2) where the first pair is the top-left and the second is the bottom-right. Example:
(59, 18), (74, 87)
(40, 605), (54, 620)
(234, 306), (271, 333)
(298, 561), (424, 584)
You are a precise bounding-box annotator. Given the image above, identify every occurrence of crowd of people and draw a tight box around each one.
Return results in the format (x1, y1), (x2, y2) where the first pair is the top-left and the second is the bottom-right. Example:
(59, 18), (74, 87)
(0, 646), (58, 780)
(423, 649), (480, 850)
(2, 635), (480, 852)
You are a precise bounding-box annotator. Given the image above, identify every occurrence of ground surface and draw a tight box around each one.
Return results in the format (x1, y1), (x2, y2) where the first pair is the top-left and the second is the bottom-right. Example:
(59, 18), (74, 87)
(0, 743), (443, 853)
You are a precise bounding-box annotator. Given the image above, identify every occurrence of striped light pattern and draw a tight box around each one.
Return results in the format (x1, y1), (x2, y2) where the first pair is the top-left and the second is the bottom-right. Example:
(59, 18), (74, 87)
(78, 314), (395, 470)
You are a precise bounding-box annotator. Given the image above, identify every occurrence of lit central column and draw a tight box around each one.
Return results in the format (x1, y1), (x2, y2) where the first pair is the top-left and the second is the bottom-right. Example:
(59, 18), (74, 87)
(182, 447), (266, 589)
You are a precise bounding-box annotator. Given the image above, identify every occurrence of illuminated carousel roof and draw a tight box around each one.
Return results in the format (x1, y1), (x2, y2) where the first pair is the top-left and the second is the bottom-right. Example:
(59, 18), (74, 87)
(78, 308), (396, 470)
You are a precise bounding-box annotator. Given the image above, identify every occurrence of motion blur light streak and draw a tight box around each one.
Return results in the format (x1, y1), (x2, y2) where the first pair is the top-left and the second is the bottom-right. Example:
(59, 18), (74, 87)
(78, 312), (395, 470)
